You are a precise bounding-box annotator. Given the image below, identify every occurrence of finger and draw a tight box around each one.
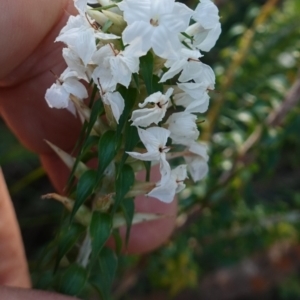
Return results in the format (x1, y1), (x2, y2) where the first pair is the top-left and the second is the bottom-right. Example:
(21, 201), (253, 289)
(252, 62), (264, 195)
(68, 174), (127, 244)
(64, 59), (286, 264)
(40, 154), (177, 254)
(0, 286), (77, 300)
(0, 0), (81, 154)
(0, 0), (69, 79)
(0, 169), (31, 288)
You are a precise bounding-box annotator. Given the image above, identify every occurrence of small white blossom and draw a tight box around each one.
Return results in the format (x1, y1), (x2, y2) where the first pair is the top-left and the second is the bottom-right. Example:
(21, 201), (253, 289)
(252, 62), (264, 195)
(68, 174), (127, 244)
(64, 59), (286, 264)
(56, 15), (97, 66)
(62, 48), (89, 81)
(45, 68), (88, 114)
(127, 127), (171, 177)
(165, 112), (199, 145)
(92, 44), (139, 90)
(186, 22), (221, 52)
(184, 142), (209, 182)
(193, 0), (220, 30)
(118, 0), (193, 59)
(92, 45), (117, 92)
(174, 82), (211, 113)
(108, 48), (139, 88)
(159, 48), (202, 82)
(180, 59), (215, 83)
(56, 15), (119, 66)
(131, 88), (173, 127)
(185, 0), (221, 52)
(148, 165), (188, 203)
(102, 91), (125, 124)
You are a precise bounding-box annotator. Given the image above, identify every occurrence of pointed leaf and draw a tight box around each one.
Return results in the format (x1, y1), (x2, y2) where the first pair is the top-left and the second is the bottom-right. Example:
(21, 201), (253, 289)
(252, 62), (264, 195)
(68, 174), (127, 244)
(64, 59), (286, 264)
(144, 161), (151, 182)
(56, 223), (85, 270)
(152, 74), (164, 93)
(89, 247), (117, 300)
(97, 130), (118, 180)
(85, 99), (104, 136)
(89, 212), (112, 261)
(114, 164), (135, 211)
(67, 99), (103, 188)
(140, 51), (154, 95)
(112, 229), (122, 255)
(120, 125), (139, 168)
(116, 86), (137, 137)
(121, 198), (134, 245)
(57, 264), (87, 296)
(71, 169), (97, 221)
(132, 73), (140, 90)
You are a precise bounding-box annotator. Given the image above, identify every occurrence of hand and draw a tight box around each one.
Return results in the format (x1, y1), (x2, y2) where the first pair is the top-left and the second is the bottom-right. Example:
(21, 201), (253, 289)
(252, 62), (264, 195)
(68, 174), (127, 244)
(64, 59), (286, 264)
(0, 0), (177, 298)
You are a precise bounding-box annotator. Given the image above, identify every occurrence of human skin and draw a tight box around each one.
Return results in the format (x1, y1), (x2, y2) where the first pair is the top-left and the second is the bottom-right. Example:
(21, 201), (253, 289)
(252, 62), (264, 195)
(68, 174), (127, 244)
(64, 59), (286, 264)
(0, 0), (177, 298)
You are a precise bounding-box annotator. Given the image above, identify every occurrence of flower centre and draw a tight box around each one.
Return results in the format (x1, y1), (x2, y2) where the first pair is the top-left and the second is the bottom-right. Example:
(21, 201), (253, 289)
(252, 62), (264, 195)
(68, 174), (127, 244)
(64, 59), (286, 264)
(150, 17), (159, 27)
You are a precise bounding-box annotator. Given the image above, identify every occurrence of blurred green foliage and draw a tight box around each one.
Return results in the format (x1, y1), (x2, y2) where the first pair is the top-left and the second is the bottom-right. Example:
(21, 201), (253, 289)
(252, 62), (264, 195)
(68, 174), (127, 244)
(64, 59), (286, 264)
(1, 0), (300, 299)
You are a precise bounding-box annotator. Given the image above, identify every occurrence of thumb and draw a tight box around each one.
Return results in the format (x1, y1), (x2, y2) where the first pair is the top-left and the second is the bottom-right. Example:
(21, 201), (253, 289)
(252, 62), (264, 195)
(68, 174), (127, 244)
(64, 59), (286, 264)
(0, 0), (69, 79)
(0, 169), (30, 288)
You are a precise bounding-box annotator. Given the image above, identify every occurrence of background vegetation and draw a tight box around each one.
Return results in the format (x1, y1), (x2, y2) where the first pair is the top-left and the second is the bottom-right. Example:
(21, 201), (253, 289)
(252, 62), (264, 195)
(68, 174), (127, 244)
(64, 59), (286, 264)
(1, 0), (300, 299)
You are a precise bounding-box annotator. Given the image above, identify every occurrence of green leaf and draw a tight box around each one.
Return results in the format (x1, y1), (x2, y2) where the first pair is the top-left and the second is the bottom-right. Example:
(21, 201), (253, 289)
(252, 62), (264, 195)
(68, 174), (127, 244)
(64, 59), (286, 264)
(66, 122), (89, 190)
(120, 124), (139, 169)
(58, 264), (87, 296)
(67, 100), (103, 190)
(121, 198), (135, 245)
(144, 161), (151, 182)
(116, 86), (137, 138)
(88, 83), (99, 107)
(114, 164), (135, 211)
(89, 212), (112, 261)
(97, 130), (117, 180)
(71, 169), (97, 221)
(89, 247), (117, 300)
(85, 99), (104, 137)
(152, 74), (164, 93)
(132, 73), (140, 90)
(112, 229), (123, 255)
(140, 51), (154, 95)
(56, 223), (85, 270)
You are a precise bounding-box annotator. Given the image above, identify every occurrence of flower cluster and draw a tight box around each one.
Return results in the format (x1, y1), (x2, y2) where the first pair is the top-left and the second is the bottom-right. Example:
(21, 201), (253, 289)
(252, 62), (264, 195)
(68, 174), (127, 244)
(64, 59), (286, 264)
(45, 0), (221, 203)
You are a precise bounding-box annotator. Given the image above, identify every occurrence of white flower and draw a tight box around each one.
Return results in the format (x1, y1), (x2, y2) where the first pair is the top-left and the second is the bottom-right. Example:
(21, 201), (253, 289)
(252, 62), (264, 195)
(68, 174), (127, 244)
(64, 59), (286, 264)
(102, 91), (125, 124)
(92, 44), (139, 91)
(62, 48), (89, 81)
(148, 165), (188, 203)
(159, 48), (202, 82)
(165, 112), (199, 145)
(192, 64), (215, 89)
(56, 15), (97, 66)
(118, 0), (193, 59)
(56, 15), (119, 66)
(108, 47), (139, 88)
(92, 45), (117, 92)
(174, 82), (211, 113)
(193, 0), (220, 30)
(185, 0), (221, 52)
(184, 142), (209, 182)
(131, 88), (173, 127)
(127, 127), (171, 177)
(186, 22), (221, 52)
(45, 68), (88, 114)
